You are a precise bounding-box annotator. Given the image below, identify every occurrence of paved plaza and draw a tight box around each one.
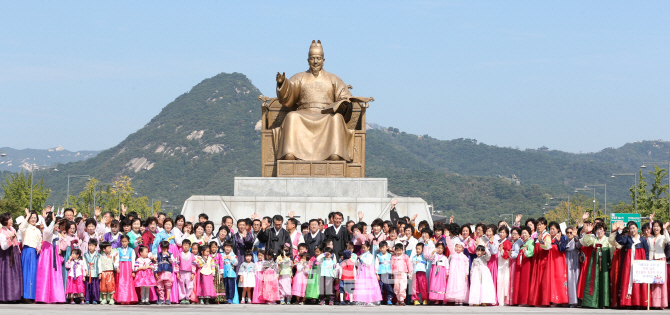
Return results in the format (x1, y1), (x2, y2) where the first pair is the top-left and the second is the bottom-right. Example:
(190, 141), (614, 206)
(0, 304), (661, 315)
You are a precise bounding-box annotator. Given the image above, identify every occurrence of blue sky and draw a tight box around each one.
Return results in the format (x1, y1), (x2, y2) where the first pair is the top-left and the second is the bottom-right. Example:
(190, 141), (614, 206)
(1, 1), (668, 153)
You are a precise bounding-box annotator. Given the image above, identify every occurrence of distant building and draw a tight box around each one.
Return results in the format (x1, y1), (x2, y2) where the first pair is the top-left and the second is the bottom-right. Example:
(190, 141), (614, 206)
(539, 146), (549, 151)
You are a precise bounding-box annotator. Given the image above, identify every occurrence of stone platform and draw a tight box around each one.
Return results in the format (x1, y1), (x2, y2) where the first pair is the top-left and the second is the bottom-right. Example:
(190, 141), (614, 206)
(181, 177), (432, 226)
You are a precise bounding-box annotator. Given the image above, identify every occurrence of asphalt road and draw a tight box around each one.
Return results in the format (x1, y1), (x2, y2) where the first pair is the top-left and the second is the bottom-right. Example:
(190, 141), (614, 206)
(0, 304), (662, 314)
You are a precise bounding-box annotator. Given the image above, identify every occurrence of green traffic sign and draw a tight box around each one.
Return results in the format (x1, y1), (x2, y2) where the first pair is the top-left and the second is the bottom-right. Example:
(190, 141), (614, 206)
(610, 213), (641, 231)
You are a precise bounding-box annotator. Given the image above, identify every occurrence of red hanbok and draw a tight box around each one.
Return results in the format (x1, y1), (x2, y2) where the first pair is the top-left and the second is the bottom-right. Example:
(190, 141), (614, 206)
(577, 245), (593, 299)
(619, 247), (649, 307)
(512, 241), (533, 305)
(609, 248), (623, 308)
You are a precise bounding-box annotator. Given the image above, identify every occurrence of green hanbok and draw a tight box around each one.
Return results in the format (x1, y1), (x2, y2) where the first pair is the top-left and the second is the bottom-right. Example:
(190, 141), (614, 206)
(580, 234), (611, 309)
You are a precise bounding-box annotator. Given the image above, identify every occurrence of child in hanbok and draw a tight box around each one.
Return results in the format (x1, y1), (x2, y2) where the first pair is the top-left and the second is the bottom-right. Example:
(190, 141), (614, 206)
(260, 251), (279, 304)
(209, 242), (226, 304)
(410, 242), (429, 305)
(155, 241), (175, 305)
(338, 250), (356, 305)
(391, 243), (413, 306)
(64, 249), (86, 304)
(134, 245), (157, 305)
(97, 241), (117, 304)
(318, 247), (337, 305)
(195, 245), (217, 304)
(277, 243), (294, 304)
(469, 245), (496, 306)
(189, 243), (201, 304)
(427, 242), (449, 304)
(292, 253), (309, 304)
(239, 251), (257, 304)
(115, 235), (138, 304)
(445, 236), (469, 305)
(251, 250), (266, 304)
(103, 220), (122, 249)
(83, 239), (100, 304)
(375, 241), (394, 305)
(176, 239), (196, 304)
(60, 221), (80, 293)
(219, 241), (238, 304)
(304, 246), (322, 302)
(352, 241), (382, 305)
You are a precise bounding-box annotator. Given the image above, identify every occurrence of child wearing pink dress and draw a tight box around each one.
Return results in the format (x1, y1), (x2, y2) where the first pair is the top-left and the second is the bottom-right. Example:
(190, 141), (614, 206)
(195, 245), (217, 304)
(427, 243), (449, 304)
(260, 252), (279, 303)
(292, 253), (309, 303)
(64, 249), (86, 304)
(352, 241), (382, 305)
(445, 237), (470, 305)
(251, 250), (267, 304)
(133, 246), (157, 305)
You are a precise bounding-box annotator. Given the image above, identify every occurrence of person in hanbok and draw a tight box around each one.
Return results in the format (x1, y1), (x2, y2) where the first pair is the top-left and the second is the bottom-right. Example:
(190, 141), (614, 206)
(512, 226), (534, 306)
(19, 210), (42, 301)
(457, 225), (476, 270)
(260, 251), (279, 304)
(547, 221), (569, 306)
(484, 225), (499, 304)
(507, 227), (523, 305)
(579, 221), (611, 308)
(528, 217), (568, 306)
(64, 249), (87, 304)
(195, 244), (217, 304)
(563, 226), (582, 307)
(152, 218), (180, 303)
(304, 246), (322, 302)
(444, 236), (469, 305)
(115, 235), (138, 304)
(60, 221), (80, 293)
(0, 213), (23, 302)
(426, 242), (449, 304)
(239, 251), (257, 304)
(352, 241), (382, 305)
(35, 212), (65, 303)
(189, 243), (201, 304)
(133, 246), (157, 305)
(251, 249), (266, 304)
(276, 243), (293, 304)
(410, 242), (429, 305)
(608, 225), (625, 308)
(496, 226), (512, 305)
(647, 217), (670, 309)
(468, 245), (496, 306)
(614, 220), (650, 308)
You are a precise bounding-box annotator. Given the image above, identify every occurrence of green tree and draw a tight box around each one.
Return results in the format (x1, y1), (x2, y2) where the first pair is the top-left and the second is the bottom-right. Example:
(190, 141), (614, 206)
(1, 172), (51, 215)
(635, 167), (670, 222)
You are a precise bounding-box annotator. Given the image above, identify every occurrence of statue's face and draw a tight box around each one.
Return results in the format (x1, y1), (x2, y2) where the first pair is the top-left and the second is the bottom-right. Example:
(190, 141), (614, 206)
(308, 54), (324, 72)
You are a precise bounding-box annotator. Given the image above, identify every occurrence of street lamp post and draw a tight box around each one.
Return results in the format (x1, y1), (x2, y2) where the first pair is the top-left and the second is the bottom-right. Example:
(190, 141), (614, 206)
(67, 175), (91, 207)
(575, 187), (596, 218)
(611, 173), (637, 213)
(641, 161), (670, 219)
(585, 184), (607, 219)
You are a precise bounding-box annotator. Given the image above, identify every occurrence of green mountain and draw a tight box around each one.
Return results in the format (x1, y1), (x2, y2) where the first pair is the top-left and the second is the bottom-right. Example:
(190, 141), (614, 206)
(0, 146), (99, 172)
(33, 72), (649, 223)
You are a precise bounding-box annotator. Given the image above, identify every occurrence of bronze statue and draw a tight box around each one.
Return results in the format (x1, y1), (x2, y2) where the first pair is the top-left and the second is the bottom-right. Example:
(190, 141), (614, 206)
(273, 40), (371, 161)
(259, 40), (373, 177)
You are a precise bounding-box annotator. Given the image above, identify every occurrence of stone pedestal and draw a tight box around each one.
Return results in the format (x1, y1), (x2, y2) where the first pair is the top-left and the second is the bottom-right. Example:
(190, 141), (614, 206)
(181, 177), (433, 226)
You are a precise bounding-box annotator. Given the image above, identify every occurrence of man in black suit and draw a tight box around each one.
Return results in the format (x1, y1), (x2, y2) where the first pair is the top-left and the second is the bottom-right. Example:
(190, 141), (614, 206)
(257, 214), (291, 256)
(324, 212), (350, 255)
(304, 219), (325, 256)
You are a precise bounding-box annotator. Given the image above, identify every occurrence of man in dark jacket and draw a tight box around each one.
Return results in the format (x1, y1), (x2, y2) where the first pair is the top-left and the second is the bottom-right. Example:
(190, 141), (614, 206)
(257, 214), (291, 256)
(324, 212), (350, 255)
(304, 219), (326, 256)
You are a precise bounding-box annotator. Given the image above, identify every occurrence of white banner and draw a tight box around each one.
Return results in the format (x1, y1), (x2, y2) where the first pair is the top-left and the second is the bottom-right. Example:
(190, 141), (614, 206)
(633, 260), (666, 284)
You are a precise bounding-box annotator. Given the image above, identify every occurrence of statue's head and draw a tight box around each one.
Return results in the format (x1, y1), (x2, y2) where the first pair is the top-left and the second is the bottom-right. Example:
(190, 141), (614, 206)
(307, 40), (324, 73)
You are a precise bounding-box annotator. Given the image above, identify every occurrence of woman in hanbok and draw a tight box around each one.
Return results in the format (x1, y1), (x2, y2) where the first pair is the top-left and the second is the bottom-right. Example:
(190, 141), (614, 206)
(579, 221), (611, 308)
(608, 226), (625, 308)
(19, 210), (42, 301)
(563, 226), (582, 307)
(615, 220), (650, 308)
(0, 213), (22, 302)
(60, 221), (80, 293)
(484, 224), (499, 304)
(496, 226), (512, 305)
(352, 241), (382, 305)
(468, 245), (496, 306)
(445, 236), (469, 305)
(528, 218), (568, 306)
(647, 218), (670, 309)
(35, 213), (66, 303)
(507, 227), (523, 305)
(512, 226), (534, 305)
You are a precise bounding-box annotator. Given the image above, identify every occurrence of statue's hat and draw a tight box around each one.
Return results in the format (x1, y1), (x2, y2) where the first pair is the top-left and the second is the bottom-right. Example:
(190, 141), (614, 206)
(309, 40), (323, 56)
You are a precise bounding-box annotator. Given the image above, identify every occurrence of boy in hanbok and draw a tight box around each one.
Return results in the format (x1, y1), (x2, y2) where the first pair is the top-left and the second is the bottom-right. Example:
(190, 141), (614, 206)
(375, 241), (395, 305)
(468, 245), (496, 306)
(83, 239), (100, 304)
(155, 241), (175, 305)
(410, 242), (429, 305)
(97, 241), (117, 304)
(318, 247), (337, 305)
(338, 250), (356, 305)
(103, 220), (122, 249)
(391, 243), (413, 306)
(219, 241), (238, 304)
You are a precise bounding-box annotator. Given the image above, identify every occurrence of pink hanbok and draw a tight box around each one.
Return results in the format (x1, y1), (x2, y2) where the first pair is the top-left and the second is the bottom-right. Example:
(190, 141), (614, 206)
(445, 237), (469, 303)
(291, 261), (308, 297)
(352, 252), (382, 304)
(260, 260), (279, 302)
(35, 225), (66, 303)
(427, 253), (448, 301)
(252, 261), (266, 304)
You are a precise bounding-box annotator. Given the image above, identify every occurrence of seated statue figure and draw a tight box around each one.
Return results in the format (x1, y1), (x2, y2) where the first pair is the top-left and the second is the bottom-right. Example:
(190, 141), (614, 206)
(273, 40), (369, 162)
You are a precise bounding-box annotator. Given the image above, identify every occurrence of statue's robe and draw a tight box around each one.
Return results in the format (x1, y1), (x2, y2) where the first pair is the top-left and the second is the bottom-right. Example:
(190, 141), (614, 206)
(274, 69), (354, 161)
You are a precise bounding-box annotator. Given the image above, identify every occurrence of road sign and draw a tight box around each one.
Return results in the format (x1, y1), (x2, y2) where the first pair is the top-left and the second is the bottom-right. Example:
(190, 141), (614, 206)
(610, 213), (641, 231)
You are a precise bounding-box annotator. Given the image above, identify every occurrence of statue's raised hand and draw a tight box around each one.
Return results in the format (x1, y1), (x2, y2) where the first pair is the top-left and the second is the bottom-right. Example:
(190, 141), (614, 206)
(276, 72), (286, 85)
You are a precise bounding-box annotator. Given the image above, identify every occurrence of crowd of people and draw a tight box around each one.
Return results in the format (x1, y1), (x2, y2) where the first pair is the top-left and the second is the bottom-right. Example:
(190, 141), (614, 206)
(0, 204), (667, 309)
